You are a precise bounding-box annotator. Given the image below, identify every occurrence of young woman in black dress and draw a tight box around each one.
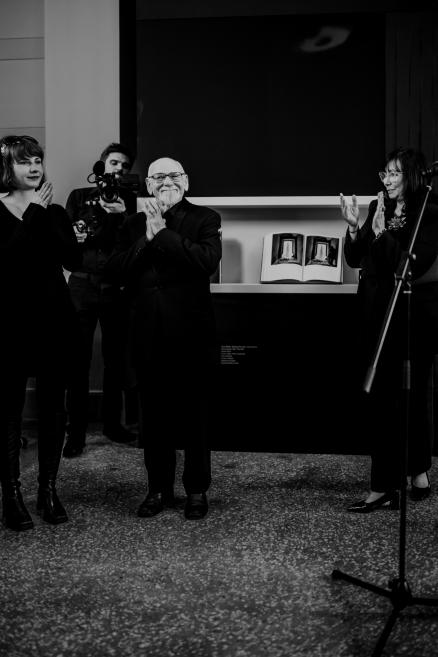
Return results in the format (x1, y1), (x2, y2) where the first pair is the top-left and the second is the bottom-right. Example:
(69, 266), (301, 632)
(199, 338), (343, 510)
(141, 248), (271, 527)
(0, 135), (81, 530)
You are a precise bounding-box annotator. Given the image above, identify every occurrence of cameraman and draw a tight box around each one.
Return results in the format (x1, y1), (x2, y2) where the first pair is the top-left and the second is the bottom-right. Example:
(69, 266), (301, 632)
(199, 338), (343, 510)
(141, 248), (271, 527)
(63, 143), (138, 458)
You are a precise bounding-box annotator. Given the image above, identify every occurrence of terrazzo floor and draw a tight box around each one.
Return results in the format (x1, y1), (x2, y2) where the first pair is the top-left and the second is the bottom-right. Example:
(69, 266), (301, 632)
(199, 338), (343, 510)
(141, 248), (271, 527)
(1, 431), (438, 657)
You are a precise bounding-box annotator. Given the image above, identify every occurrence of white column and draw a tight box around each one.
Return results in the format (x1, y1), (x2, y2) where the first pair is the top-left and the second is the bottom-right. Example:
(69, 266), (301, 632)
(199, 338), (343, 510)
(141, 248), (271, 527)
(44, 0), (119, 204)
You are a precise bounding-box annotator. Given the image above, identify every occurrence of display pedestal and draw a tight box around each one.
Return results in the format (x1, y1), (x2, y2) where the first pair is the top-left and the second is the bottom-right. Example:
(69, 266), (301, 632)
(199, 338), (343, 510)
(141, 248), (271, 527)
(211, 289), (364, 453)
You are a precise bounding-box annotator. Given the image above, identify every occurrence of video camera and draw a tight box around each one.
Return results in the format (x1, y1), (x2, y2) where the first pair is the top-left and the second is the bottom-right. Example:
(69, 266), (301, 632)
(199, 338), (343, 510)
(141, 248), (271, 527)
(73, 161), (140, 237)
(87, 160), (140, 204)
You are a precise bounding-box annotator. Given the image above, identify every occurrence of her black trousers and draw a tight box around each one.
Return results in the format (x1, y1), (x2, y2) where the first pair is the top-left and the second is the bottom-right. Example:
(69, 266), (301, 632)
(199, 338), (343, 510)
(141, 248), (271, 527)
(367, 330), (434, 492)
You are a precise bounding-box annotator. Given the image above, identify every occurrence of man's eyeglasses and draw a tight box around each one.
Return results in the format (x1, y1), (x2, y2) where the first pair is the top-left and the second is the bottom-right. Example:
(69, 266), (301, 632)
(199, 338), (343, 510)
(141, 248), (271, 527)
(378, 170), (403, 182)
(148, 172), (186, 183)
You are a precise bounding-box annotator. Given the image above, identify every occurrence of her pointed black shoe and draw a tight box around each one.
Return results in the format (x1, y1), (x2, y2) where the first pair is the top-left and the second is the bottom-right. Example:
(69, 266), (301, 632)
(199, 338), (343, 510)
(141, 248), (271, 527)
(347, 490), (400, 513)
(410, 472), (431, 501)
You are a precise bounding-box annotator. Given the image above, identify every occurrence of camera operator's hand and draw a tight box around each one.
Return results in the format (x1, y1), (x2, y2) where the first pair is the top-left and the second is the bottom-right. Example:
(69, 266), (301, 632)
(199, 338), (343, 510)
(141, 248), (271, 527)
(99, 197), (126, 214)
(143, 198), (166, 242)
(73, 220), (88, 243)
(33, 181), (53, 208)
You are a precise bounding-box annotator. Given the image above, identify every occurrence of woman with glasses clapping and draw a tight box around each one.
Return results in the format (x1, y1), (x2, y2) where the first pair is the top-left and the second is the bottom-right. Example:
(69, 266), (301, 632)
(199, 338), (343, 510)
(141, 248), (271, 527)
(0, 135), (81, 531)
(340, 147), (438, 512)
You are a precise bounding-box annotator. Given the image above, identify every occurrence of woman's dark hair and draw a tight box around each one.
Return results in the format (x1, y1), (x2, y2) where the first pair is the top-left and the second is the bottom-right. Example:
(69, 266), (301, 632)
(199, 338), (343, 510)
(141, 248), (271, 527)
(385, 147), (428, 203)
(0, 135), (45, 192)
(100, 142), (133, 167)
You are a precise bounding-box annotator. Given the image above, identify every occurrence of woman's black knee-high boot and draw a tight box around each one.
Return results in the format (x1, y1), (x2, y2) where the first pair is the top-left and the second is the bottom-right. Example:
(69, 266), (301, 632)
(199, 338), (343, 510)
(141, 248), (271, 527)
(1, 420), (34, 531)
(37, 412), (68, 524)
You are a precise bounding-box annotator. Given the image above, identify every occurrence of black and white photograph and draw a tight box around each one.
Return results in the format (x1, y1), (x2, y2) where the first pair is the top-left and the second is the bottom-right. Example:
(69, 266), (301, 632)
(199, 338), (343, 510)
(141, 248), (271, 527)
(305, 236), (339, 267)
(271, 233), (303, 265)
(1, 1), (438, 656)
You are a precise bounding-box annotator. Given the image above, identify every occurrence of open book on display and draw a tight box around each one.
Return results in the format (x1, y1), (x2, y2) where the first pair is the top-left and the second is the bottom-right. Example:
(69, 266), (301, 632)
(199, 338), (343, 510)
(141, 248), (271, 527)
(260, 232), (343, 283)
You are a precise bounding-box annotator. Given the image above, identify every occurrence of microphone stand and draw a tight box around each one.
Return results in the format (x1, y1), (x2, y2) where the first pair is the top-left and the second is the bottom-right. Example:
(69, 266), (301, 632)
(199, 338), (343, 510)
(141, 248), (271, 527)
(332, 183), (438, 657)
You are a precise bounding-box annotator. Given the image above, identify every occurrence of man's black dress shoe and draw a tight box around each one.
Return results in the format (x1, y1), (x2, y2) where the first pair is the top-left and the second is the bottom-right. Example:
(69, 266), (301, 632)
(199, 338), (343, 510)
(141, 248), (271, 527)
(410, 472), (431, 501)
(347, 490), (400, 513)
(63, 439), (84, 458)
(185, 493), (208, 520)
(137, 490), (175, 517)
(137, 493), (163, 517)
(103, 424), (136, 444)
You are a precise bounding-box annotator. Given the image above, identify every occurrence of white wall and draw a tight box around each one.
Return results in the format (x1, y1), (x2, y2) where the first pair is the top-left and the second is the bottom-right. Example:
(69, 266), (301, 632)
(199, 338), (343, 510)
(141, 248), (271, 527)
(45, 0), (119, 205)
(0, 0), (45, 144)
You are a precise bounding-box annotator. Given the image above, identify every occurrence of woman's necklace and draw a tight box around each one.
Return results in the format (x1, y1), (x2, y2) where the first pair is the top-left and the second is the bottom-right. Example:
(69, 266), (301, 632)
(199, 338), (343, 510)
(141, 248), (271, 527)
(387, 202), (407, 231)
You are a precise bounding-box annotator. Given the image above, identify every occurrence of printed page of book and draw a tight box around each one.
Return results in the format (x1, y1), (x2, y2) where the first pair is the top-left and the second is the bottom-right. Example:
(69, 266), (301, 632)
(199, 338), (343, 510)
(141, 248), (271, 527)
(302, 235), (343, 283)
(260, 232), (304, 282)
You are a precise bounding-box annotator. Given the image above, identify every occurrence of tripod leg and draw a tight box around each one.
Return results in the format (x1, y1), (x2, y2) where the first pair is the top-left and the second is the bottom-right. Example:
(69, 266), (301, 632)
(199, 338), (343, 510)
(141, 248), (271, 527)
(332, 570), (391, 599)
(372, 608), (399, 657)
(411, 595), (438, 607)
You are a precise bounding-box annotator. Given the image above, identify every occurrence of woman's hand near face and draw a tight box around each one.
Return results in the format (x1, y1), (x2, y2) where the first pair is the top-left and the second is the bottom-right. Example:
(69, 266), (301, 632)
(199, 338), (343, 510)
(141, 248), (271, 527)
(340, 193), (360, 232)
(372, 191), (386, 236)
(33, 181), (53, 208)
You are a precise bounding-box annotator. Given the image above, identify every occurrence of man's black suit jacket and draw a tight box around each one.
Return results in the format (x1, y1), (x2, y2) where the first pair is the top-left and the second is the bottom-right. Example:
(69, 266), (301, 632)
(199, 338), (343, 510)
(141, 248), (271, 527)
(105, 197), (222, 375)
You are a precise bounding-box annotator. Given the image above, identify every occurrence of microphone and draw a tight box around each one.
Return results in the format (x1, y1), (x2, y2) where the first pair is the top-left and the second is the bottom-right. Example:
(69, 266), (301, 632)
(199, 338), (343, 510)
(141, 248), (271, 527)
(92, 160), (105, 177)
(422, 161), (438, 178)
